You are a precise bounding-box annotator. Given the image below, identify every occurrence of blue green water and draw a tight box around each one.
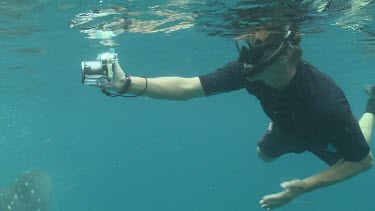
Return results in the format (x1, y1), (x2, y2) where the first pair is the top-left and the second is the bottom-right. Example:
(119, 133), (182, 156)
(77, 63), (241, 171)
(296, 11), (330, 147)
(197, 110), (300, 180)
(1, 1), (375, 210)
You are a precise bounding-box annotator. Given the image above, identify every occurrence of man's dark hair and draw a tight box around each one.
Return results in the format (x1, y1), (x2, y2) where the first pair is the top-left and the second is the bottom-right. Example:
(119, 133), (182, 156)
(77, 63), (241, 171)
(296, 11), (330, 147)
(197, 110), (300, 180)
(244, 25), (303, 64)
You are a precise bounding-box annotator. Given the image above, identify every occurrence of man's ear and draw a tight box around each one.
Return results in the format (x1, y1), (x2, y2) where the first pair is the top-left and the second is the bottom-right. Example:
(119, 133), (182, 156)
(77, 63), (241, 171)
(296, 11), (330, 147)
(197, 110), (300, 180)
(285, 45), (294, 57)
(280, 45), (293, 63)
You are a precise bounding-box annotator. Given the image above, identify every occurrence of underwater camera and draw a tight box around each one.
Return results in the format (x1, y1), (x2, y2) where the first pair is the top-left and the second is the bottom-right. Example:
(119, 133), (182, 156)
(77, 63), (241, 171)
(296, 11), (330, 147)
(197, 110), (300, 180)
(81, 48), (118, 86)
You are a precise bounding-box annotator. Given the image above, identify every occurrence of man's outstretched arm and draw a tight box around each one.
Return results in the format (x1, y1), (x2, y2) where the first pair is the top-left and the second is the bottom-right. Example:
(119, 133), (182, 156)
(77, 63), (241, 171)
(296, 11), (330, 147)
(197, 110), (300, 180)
(101, 63), (206, 101)
(127, 76), (205, 100)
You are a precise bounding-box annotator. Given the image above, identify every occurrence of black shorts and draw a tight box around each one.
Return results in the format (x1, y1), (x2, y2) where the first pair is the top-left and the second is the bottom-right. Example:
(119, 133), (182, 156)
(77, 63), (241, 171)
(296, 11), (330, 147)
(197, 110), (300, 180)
(257, 122), (344, 166)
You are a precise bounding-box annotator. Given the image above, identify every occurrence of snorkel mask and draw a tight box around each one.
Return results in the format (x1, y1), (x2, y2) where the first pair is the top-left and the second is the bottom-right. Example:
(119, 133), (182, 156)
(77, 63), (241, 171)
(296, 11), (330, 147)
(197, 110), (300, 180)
(236, 28), (298, 77)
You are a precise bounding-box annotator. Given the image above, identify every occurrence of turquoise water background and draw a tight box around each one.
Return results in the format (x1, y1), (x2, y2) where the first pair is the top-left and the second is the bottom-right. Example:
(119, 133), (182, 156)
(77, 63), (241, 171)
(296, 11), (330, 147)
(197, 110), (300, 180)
(1, 1), (375, 211)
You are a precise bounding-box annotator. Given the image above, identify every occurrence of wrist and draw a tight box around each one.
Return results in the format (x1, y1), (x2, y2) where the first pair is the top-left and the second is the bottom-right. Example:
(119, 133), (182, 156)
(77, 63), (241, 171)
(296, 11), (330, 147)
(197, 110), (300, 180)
(299, 179), (315, 193)
(117, 74), (132, 94)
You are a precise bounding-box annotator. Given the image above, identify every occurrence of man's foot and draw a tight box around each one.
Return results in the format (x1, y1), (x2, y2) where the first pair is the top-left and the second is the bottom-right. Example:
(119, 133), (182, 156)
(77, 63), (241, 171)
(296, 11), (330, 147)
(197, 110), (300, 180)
(364, 84), (375, 98)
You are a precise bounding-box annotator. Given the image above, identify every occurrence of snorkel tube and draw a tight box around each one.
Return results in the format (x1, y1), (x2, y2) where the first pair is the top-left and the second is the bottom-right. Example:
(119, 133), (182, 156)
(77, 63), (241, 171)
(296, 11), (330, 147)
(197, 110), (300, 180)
(239, 29), (297, 78)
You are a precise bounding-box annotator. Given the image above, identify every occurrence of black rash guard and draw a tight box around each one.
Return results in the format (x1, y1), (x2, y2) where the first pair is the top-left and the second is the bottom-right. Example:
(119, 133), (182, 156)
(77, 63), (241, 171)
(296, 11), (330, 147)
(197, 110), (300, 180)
(199, 60), (370, 165)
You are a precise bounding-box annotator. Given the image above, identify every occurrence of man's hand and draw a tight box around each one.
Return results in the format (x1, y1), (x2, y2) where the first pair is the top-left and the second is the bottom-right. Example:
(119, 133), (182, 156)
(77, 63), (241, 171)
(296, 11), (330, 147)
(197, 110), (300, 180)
(99, 63), (127, 93)
(260, 179), (306, 210)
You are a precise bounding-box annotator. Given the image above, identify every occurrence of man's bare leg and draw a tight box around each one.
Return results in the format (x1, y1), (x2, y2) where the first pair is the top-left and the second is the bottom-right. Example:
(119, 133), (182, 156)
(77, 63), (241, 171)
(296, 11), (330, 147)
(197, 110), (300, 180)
(359, 113), (374, 144)
(361, 84), (375, 144)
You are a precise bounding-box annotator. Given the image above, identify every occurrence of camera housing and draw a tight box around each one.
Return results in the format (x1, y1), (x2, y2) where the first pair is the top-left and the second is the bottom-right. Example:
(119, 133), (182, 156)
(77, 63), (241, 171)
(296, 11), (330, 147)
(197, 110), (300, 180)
(81, 48), (118, 86)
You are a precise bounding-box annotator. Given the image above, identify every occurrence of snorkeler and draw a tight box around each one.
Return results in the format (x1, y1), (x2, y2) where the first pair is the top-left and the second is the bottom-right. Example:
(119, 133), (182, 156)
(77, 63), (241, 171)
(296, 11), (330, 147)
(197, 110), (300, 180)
(89, 25), (374, 210)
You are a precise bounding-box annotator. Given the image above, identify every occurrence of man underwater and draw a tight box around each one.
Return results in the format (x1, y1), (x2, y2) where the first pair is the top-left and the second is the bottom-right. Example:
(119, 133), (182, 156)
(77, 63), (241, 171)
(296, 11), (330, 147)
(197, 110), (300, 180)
(92, 25), (374, 209)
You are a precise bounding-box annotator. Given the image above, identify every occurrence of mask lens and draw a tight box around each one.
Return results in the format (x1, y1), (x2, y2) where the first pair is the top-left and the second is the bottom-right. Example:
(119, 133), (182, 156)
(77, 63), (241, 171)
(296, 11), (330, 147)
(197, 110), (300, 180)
(237, 41), (266, 64)
(248, 45), (266, 64)
(236, 39), (250, 52)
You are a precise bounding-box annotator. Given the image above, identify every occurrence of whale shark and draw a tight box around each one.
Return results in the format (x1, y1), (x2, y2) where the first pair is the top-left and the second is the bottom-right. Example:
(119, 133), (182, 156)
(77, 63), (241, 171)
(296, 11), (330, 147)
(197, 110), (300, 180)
(0, 170), (51, 211)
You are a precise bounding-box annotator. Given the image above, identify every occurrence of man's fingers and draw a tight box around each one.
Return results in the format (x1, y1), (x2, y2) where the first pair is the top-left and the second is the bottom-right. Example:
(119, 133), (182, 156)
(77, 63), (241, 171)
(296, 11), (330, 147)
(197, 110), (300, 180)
(97, 82), (112, 90)
(113, 63), (126, 77)
(260, 200), (268, 209)
(260, 197), (274, 210)
(260, 200), (272, 210)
